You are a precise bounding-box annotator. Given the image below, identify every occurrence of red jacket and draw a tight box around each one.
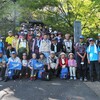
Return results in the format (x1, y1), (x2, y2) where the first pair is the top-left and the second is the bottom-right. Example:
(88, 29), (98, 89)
(59, 58), (68, 67)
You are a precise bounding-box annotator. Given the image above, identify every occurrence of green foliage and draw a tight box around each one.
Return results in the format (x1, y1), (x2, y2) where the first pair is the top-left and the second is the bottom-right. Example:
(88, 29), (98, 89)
(17, 0), (100, 36)
(0, 0), (100, 37)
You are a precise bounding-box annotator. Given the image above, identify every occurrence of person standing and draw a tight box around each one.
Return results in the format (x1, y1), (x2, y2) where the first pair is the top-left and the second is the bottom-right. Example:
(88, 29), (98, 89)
(56, 32), (63, 45)
(16, 34), (29, 59)
(64, 34), (72, 56)
(5, 31), (14, 46)
(96, 33), (100, 46)
(6, 44), (15, 58)
(28, 34), (34, 59)
(12, 34), (19, 49)
(51, 38), (63, 56)
(0, 51), (8, 81)
(39, 34), (51, 58)
(0, 36), (5, 54)
(32, 34), (41, 59)
(75, 35), (87, 81)
(87, 38), (100, 82)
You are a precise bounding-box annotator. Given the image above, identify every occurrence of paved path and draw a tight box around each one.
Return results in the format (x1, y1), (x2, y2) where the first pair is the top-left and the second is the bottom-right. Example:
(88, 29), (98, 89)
(0, 79), (100, 100)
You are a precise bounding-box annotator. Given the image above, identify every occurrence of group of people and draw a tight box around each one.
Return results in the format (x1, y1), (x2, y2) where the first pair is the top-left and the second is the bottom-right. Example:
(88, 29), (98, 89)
(0, 24), (100, 82)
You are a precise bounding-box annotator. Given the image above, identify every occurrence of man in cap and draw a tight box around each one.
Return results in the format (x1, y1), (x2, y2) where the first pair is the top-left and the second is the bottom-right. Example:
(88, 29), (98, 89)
(56, 32), (63, 45)
(0, 51), (8, 81)
(4, 51), (21, 82)
(5, 31), (14, 46)
(74, 35), (87, 81)
(87, 38), (100, 82)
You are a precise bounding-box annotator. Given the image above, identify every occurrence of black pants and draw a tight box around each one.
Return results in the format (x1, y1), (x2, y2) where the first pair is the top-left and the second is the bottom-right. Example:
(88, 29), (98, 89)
(89, 61), (100, 80)
(48, 67), (61, 78)
(21, 67), (30, 77)
(0, 67), (6, 79)
(77, 54), (87, 78)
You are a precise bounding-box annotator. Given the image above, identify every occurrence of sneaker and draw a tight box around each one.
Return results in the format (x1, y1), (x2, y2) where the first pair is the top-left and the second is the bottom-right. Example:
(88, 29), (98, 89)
(19, 74), (22, 79)
(84, 77), (87, 82)
(80, 77), (83, 81)
(25, 73), (28, 78)
(74, 76), (77, 80)
(90, 77), (94, 82)
(33, 74), (37, 80)
(4, 77), (9, 82)
(30, 77), (33, 81)
(70, 76), (73, 80)
(0, 77), (3, 81)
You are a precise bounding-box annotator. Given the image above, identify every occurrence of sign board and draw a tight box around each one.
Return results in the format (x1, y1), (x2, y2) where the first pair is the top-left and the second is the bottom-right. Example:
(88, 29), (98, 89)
(74, 21), (81, 43)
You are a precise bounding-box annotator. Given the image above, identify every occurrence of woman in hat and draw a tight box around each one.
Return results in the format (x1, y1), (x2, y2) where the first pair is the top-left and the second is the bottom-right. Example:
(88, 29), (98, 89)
(59, 52), (68, 68)
(68, 53), (77, 80)
(59, 52), (68, 78)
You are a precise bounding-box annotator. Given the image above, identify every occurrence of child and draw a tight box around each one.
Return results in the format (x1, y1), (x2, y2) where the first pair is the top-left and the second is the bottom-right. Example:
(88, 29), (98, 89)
(68, 53), (77, 80)
(20, 53), (29, 78)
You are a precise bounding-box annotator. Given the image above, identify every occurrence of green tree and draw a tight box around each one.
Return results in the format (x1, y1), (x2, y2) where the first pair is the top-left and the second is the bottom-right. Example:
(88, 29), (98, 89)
(18, 0), (100, 36)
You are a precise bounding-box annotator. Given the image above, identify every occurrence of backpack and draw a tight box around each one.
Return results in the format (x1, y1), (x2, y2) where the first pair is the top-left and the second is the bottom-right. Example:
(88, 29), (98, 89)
(60, 68), (68, 79)
(41, 72), (51, 81)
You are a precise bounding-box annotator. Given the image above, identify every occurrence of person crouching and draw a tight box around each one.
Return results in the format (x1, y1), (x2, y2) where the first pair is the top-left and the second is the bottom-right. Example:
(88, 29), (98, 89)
(47, 51), (59, 78)
(28, 53), (38, 81)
